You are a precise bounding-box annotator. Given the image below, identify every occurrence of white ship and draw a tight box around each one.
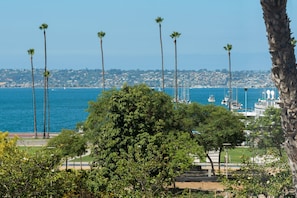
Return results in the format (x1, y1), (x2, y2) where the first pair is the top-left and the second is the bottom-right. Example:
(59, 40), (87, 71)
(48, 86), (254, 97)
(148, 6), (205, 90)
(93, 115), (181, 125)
(241, 89), (280, 117)
(208, 95), (215, 103)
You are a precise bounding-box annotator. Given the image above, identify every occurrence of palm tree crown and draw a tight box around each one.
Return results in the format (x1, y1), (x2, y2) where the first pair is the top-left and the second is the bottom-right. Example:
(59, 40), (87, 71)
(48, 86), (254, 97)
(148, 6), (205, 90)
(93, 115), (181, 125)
(170, 31), (181, 40)
(97, 31), (105, 39)
(27, 49), (34, 56)
(155, 16), (163, 24)
(39, 23), (48, 30)
(224, 44), (232, 54)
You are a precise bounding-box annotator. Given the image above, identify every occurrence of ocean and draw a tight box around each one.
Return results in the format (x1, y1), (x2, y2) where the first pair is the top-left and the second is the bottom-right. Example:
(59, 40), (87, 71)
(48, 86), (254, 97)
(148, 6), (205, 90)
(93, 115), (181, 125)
(0, 87), (277, 133)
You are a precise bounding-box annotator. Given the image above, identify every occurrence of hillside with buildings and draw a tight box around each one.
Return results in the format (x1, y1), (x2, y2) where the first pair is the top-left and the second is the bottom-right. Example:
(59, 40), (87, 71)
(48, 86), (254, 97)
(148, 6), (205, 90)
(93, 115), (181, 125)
(0, 69), (274, 88)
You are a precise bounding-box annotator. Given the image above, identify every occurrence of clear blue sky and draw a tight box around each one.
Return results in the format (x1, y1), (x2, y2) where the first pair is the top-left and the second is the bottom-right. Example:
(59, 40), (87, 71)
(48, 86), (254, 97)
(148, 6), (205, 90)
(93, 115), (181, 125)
(1, 0), (297, 71)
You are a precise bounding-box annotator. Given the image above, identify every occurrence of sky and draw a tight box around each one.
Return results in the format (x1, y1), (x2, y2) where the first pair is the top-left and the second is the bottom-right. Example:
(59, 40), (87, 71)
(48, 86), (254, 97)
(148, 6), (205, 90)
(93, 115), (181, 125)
(1, 1), (297, 71)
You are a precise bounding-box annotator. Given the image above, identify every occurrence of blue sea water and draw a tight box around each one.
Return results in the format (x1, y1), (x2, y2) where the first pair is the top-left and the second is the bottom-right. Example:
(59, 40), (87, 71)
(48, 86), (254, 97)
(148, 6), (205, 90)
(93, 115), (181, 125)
(0, 87), (277, 133)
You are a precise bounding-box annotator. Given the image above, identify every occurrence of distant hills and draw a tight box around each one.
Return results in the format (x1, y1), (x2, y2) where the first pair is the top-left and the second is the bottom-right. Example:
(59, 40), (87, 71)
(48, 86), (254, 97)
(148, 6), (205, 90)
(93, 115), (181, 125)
(0, 69), (274, 88)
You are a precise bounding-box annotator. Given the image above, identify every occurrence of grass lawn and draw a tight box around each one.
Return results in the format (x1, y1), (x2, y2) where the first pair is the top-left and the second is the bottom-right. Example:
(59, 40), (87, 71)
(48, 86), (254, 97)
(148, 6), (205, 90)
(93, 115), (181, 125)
(72, 147), (255, 163)
(18, 146), (43, 154)
(18, 146), (269, 164)
(71, 155), (93, 162)
(221, 147), (253, 163)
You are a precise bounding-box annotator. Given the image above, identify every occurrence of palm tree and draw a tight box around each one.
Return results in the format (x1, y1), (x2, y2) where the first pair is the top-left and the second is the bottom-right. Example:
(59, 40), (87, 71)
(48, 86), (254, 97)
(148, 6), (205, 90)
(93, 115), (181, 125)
(155, 17), (165, 92)
(44, 69), (50, 137)
(261, 0), (297, 191)
(97, 31), (106, 90)
(39, 23), (49, 139)
(27, 48), (37, 139)
(224, 44), (232, 111)
(170, 31), (181, 104)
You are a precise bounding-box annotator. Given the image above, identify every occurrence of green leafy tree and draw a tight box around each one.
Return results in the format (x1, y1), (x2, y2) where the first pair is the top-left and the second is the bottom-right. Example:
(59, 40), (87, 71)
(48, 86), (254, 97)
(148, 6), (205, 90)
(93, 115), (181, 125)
(0, 132), (93, 197)
(170, 31), (181, 103)
(155, 16), (165, 92)
(0, 132), (62, 197)
(46, 129), (87, 170)
(84, 84), (202, 197)
(174, 102), (206, 133)
(195, 105), (245, 175)
(97, 31), (106, 90)
(248, 107), (284, 156)
(261, 0), (297, 190)
(50, 169), (93, 197)
(223, 154), (292, 197)
(27, 48), (37, 138)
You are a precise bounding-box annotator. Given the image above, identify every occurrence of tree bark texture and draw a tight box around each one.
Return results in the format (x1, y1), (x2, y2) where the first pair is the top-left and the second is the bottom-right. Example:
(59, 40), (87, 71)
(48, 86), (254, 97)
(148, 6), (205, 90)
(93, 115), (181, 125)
(261, 0), (297, 192)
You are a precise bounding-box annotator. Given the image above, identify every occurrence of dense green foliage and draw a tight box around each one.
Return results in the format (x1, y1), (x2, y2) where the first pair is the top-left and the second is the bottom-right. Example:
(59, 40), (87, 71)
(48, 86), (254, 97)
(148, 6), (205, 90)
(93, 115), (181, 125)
(195, 105), (245, 150)
(248, 107), (284, 156)
(194, 105), (245, 173)
(223, 107), (292, 197)
(47, 129), (87, 169)
(0, 132), (93, 197)
(0, 133), (60, 197)
(84, 84), (203, 196)
(223, 154), (292, 197)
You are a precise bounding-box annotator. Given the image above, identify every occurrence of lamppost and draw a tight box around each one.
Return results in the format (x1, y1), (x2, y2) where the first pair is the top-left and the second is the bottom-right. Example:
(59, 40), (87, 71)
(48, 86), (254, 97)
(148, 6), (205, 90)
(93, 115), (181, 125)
(244, 88), (248, 117)
(223, 143), (231, 179)
(223, 143), (231, 198)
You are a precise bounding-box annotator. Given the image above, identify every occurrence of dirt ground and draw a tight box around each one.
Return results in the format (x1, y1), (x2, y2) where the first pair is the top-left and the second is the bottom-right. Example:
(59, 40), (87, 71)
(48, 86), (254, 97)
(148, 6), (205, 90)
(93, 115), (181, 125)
(174, 182), (225, 192)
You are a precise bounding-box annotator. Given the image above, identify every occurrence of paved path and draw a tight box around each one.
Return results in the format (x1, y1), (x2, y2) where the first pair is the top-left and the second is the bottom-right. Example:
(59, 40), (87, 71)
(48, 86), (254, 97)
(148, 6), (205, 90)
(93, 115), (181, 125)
(16, 139), (48, 146)
(8, 132), (59, 138)
(8, 132), (59, 146)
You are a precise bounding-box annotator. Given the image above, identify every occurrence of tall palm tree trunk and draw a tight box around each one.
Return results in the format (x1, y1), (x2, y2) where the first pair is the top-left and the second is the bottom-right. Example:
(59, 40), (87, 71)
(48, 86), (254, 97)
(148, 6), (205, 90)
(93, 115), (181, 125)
(159, 23), (165, 92)
(228, 51), (232, 111)
(97, 31), (106, 90)
(47, 77), (50, 138)
(43, 29), (47, 139)
(100, 38), (105, 90)
(29, 52), (37, 138)
(155, 17), (165, 92)
(261, 0), (297, 191)
(170, 32), (181, 104)
(224, 44), (233, 111)
(43, 84), (47, 139)
(174, 39), (178, 104)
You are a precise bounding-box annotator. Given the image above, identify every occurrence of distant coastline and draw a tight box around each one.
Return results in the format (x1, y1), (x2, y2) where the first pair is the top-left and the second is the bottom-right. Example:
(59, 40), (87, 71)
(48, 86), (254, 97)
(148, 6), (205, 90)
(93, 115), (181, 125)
(0, 68), (274, 89)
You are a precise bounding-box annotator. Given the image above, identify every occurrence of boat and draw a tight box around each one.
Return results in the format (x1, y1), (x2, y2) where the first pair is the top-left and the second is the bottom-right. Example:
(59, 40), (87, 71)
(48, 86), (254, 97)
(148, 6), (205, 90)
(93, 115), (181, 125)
(208, 95), (215, 103)
(221, 96), (229, 106)
(175, 81), (191, 104)
(231, 88), (242, 110)
(239, 89), (280, 117)
(221, 97), (242, 111)
(172, 91), (191, 104)
(254, 90), (280, 117)
(230, 100), (242, 110)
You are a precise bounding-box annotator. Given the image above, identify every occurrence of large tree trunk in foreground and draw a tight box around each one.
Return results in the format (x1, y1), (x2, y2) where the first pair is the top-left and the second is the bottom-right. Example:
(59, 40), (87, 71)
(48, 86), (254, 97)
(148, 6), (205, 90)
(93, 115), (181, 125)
(261, 0), (297, 192)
